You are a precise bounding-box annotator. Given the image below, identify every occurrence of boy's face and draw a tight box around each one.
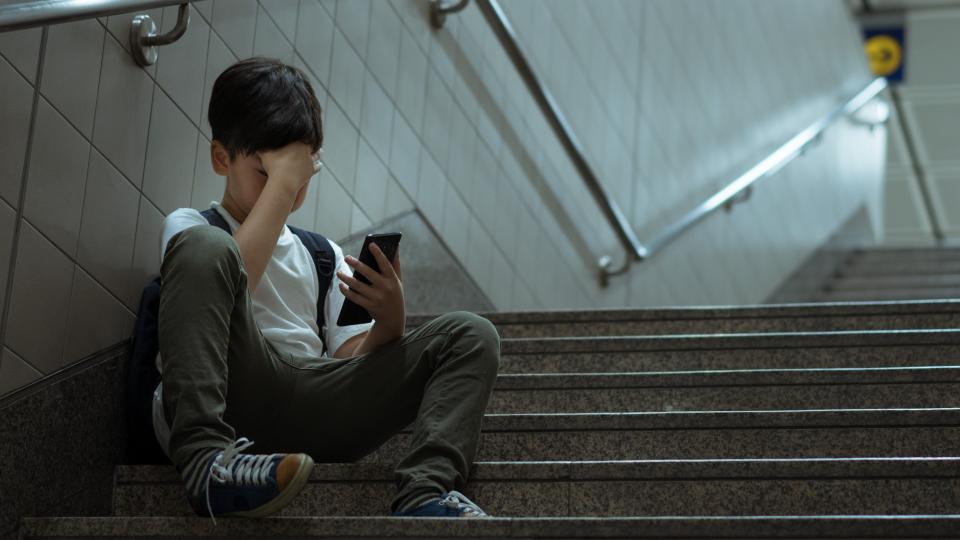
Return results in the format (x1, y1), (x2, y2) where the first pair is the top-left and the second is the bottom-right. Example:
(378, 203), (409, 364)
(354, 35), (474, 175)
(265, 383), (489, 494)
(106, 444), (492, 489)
(211, 140), (310, 221)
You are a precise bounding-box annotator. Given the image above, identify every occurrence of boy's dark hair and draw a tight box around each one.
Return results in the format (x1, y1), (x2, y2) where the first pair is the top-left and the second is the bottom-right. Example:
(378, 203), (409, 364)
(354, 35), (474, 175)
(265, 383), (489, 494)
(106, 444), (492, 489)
(209, 56), (323, 161)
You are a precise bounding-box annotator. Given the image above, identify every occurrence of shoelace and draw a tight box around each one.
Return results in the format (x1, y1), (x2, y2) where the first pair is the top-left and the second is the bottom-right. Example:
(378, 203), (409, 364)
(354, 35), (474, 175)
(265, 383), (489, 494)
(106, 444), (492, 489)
(437, 490), (488, 517)
(204, 437), (279, 525)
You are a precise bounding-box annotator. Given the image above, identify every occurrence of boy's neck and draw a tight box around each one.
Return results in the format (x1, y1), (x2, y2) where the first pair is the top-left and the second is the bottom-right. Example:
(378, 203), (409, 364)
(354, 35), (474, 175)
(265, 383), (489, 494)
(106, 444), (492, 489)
(219, 194), (246, 224)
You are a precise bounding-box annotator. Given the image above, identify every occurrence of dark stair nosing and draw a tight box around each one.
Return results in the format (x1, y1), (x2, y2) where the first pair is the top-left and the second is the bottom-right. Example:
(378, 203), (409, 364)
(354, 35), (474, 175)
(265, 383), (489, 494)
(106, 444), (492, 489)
(493, 365), (960, 389)
(22, 515), (960, 539)
(408, 299), (960, 326)
(500, 328), (960, 354)
(116, 456), (960, 484)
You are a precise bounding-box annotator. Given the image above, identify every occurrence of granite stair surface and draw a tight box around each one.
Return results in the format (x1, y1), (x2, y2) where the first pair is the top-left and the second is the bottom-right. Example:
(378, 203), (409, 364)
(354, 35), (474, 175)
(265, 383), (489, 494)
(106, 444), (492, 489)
(20, 300), (960, 539)
(818, 247), (960, 302)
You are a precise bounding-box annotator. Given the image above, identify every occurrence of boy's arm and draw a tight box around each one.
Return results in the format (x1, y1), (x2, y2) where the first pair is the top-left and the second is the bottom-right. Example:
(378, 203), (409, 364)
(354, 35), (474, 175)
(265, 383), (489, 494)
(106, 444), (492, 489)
(233, 181), (297, 293)
(234, 143), (317, 293)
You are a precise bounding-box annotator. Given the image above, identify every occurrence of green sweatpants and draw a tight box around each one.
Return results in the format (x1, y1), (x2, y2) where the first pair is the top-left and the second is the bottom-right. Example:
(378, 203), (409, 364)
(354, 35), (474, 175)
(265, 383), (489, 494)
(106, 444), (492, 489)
(157, 225), (501, 514)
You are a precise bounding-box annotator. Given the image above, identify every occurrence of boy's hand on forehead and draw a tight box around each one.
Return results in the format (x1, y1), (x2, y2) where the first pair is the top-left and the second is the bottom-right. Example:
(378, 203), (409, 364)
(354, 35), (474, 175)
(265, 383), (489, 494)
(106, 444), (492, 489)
(257, 141), (322, 197)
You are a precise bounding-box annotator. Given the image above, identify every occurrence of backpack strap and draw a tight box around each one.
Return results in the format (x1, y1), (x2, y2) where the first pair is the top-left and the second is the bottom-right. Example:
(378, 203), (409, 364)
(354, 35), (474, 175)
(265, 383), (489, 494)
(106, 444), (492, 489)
(199, 207), (335, 354)
(199, 208), (230, 234)
(288, 225), (336, 353)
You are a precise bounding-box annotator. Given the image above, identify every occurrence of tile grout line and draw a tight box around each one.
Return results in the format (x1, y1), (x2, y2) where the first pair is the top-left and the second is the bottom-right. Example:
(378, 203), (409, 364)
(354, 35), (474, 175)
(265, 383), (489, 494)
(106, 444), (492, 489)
(0, 26), (49, 378)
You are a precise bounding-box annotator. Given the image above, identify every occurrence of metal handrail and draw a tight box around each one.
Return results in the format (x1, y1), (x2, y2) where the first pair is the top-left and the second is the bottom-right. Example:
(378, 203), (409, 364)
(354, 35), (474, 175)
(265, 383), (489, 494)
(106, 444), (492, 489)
(0, 0), (194, 66)
(432, 0), (890, 287)
(645, 77), (890, 257)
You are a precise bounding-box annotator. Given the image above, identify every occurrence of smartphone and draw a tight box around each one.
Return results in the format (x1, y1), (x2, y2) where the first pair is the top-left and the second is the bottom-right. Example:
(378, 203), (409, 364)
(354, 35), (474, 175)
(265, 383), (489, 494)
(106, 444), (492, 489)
(336, 232), (403, 326)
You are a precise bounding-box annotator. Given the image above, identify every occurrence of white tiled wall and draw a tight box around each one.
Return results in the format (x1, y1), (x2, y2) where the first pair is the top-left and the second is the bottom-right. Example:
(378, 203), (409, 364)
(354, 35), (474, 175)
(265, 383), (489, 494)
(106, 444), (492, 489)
(0, 0), (880, 398)
(881, 7), (960, 245)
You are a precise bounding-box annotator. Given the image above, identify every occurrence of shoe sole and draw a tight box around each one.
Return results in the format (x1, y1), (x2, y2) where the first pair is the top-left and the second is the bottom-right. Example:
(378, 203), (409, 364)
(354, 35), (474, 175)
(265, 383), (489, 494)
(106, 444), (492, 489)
(224, 454), (315, 518)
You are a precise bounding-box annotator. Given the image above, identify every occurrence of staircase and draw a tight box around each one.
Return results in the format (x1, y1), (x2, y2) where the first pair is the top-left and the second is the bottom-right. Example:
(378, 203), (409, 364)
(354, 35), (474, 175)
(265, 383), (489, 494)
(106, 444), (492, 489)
(818, 247), (960, 302)
(19, 301), (960, 538)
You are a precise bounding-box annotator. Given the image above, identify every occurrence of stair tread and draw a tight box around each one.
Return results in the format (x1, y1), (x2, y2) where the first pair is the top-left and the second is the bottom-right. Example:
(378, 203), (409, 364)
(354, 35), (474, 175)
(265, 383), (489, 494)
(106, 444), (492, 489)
(500, 328), (960, 354)
(494, 364), (960, 388)
(407, 300), (960, 325)
(116, 456), (960, 483)
(21, 515), (960, 539)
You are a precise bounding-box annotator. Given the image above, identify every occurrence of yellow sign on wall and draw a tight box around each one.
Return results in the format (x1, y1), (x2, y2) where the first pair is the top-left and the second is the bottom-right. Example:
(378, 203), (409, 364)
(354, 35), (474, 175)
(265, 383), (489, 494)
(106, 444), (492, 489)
(863, 28), (904, 82)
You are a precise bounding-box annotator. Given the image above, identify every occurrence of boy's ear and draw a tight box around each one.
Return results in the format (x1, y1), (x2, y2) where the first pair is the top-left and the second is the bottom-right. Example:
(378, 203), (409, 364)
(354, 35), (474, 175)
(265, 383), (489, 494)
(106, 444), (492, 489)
(210, 140), (230, 176)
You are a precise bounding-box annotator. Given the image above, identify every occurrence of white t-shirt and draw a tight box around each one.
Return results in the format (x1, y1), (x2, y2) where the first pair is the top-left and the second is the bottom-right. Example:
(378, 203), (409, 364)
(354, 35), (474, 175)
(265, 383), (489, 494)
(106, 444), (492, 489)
(152, 201), (373, 455)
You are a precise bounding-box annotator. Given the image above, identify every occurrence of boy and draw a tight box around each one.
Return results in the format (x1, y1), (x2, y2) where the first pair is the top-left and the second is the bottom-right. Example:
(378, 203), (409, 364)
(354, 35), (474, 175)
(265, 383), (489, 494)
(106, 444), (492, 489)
(152, 57), (501, 520)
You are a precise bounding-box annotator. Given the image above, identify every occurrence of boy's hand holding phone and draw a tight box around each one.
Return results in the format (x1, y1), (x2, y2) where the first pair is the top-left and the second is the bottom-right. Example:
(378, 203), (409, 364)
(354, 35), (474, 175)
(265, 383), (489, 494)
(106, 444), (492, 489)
(257, 142), (321, 199)
(336, 242), (405, 337)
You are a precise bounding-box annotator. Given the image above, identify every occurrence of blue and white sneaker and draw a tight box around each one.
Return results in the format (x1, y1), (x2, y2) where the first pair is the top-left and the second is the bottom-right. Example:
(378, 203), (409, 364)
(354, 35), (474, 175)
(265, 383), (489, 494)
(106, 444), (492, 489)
(392, 491), (490, 517)
(190, 437), (313, 522)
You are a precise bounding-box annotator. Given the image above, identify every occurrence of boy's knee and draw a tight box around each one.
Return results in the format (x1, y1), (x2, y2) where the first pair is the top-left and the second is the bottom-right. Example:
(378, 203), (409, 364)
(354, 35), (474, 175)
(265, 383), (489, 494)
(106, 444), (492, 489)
(162, 225), (243, 275)
(437, 311), (500, 371)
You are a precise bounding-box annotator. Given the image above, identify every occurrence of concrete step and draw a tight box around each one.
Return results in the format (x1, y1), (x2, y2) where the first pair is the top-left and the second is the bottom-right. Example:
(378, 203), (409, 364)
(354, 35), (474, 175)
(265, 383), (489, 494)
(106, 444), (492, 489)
(828, 274), (960, 291)
(839, 260), (960, 276)
(23, 515), (960, 539)
(848, 247), (960, 263)
(112, 457), (960, 517)
(357, 408), (960, 462)
(488, 365), (960, 413)
(406, 301), (960, 338)
(497, 329), (960, 373)
(816, 288), (960, 302)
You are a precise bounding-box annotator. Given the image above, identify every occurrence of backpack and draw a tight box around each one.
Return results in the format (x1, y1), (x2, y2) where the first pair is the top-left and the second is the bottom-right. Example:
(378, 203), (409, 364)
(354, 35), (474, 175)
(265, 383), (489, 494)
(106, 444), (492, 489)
(124, 208), (335, 464)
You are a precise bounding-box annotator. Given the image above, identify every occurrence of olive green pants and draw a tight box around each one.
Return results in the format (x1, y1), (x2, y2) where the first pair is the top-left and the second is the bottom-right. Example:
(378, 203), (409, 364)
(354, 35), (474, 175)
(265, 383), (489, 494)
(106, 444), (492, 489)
(157, 225), (501, 513)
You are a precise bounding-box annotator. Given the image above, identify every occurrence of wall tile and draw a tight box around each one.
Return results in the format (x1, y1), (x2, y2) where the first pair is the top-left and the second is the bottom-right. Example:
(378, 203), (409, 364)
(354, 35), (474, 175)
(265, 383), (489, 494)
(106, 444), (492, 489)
(0, 201), (14, 334)
(191, 136), (223, 210)
(61, 266), (132, 366)
(92, 36), (154, 188)
(469, 141), (498, 226)
(388, 107), (421, 199)
(253, 4), (295, 63)
(349, 202), (371, 235)
(0, 55), (33, 210)
(193, 0), (214, 23)
(354, 139), (389, 224)
(465, 214), (494, 296)
(421, 66), (453, 170)
(360, 70), (395, 164)
(5, 221), (74, 374)
(366, 0), (402, 94)
(335, 0), (370, 60)
(441, 185), (471, 265)
(211, 0), (258, 58)
(23, 97), (90, 258)
(199, 31), (239, 140)
(384, 172), (414, 219)
(416, 146), (447, 228)
(328, 26), (366, 125)
(390, 0), (430, 54)
(77, 150), (140, 301)
(315, 170), (354, 242)
(142, 90), (200, 215)
(40, 18), (105, 139)
(324, 99), (360, 193)
(124, 196), (165, 311)
(487, 247), (512, 310)
(445, 103), (476, 197)
(156, 3), (211, 126)
(260, 0), (300, 43)
(0, 27), (42, 84)
(295, 0), (335, 85)
(0, 347), (42, 397)
(394, 26), (428, 133)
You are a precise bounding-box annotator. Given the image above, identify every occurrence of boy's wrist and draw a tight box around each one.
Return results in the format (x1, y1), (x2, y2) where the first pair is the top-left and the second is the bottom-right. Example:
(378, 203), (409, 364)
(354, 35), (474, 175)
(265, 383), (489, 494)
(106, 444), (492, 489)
(262, 173), (303, 200)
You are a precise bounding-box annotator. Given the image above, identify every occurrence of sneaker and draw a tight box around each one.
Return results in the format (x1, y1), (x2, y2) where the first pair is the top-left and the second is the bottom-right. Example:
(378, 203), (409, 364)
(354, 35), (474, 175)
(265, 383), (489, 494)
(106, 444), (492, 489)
(392, 490), (490, 517)
(190, 437), (313, 522)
